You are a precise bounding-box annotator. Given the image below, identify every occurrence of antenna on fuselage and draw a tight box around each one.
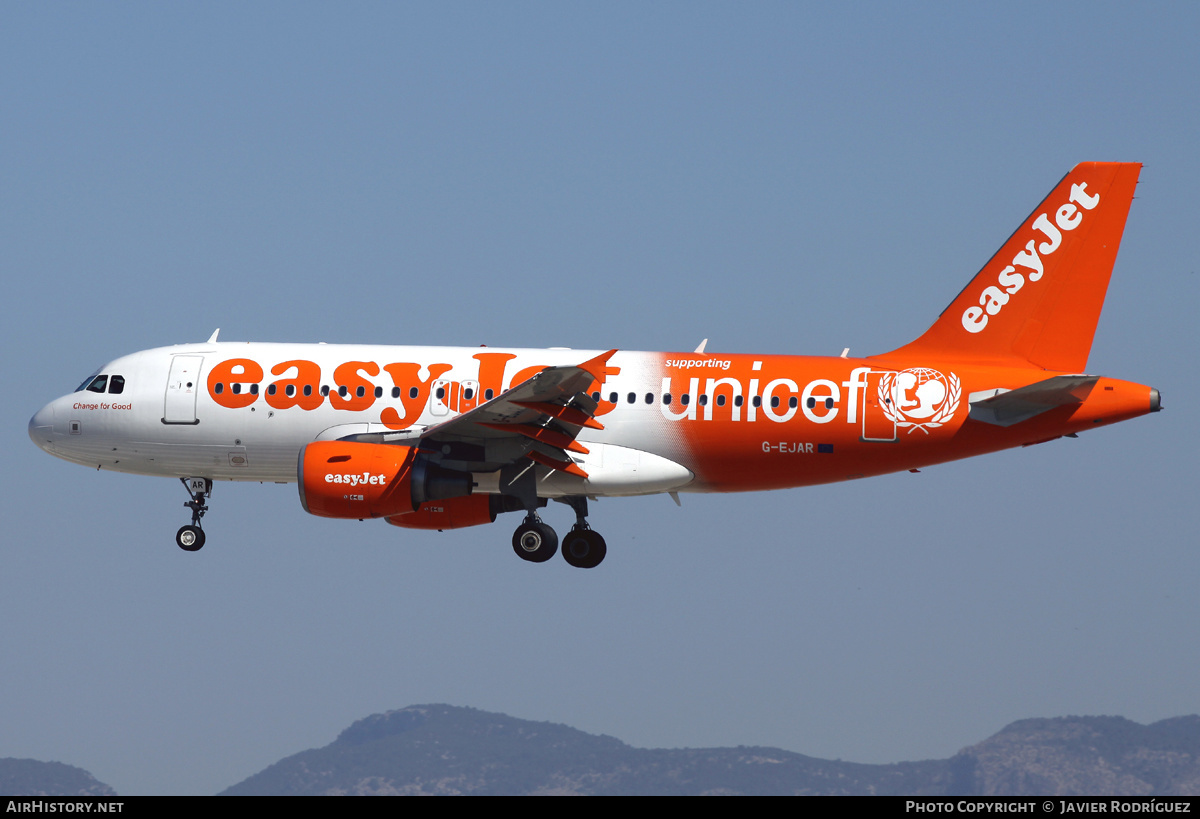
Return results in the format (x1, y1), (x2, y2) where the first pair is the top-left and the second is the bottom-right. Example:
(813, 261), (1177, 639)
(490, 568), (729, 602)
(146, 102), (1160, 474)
(694, 339), (708, 354)
(207, 328), (220, 343)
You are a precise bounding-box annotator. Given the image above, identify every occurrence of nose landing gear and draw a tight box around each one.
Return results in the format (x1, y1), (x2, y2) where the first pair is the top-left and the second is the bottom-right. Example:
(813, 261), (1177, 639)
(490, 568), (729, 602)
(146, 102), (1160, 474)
(176, 477), (211, 552)
(176, 525), (204, 551)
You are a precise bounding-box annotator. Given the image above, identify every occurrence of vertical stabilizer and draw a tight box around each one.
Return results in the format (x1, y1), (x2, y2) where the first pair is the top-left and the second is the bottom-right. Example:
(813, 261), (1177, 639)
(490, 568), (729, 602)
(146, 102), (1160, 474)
(882, 162), (1141, 372)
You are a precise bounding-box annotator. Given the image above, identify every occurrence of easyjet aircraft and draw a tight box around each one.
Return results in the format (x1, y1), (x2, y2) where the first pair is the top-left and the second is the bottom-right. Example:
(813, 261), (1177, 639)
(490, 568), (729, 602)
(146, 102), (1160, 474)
(29, 162), (1159, 568)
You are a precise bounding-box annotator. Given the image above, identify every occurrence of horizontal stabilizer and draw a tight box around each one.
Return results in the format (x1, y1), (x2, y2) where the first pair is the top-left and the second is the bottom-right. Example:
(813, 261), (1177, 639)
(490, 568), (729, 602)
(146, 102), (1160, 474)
(968, 375), (1099, 427)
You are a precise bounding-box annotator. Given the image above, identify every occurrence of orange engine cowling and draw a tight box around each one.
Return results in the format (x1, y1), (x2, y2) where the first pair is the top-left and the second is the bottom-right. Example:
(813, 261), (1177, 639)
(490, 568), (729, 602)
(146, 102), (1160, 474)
(298, 441), (473, 520)
(386, 495), (499, 530)
(299, 441), (419, 519)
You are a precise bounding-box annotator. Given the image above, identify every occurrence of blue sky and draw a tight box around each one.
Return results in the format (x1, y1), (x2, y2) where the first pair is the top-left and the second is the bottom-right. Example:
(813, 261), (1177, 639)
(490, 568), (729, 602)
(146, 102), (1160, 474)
(3, 2), (1197, 795)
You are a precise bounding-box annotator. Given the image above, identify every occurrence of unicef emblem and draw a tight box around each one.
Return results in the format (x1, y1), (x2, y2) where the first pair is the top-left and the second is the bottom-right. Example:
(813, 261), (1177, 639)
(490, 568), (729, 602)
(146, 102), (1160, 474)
(878, 367), (961, 433)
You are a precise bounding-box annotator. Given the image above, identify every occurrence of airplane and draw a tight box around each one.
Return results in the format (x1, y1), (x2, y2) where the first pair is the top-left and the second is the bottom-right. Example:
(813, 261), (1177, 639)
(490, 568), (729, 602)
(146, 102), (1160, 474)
(28, 162), (1159, 569)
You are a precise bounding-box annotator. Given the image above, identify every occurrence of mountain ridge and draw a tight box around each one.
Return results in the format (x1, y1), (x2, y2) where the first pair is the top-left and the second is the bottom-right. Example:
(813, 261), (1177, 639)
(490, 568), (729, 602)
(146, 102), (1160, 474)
(220, 704), (1200, 796)
(7, 707), (1197, 795)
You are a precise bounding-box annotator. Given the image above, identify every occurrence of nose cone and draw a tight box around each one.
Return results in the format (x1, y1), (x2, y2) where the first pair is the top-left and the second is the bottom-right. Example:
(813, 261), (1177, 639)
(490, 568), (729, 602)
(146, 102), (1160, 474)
(29, 403), (56, 452)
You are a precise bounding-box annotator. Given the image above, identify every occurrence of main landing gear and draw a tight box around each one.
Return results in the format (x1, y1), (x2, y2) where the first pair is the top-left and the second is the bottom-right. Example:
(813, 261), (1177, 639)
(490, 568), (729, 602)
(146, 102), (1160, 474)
(176, 477), (211, 552)
(510, 497), (607, 569)
(561, 526), (606, 570)
(512, 512), (558, 563)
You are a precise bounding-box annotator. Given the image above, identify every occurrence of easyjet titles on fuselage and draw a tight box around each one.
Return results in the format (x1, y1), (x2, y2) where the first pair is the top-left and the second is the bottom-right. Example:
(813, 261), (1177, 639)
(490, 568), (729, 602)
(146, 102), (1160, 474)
(204, 353), (909, 429)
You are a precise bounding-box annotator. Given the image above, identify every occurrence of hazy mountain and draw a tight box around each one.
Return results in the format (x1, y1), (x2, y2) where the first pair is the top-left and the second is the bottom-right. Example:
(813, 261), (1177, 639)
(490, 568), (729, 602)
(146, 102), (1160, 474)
(219, 704), (1200, 796)
(954, 715), (1200, 796)
(0, 758), (117, 797)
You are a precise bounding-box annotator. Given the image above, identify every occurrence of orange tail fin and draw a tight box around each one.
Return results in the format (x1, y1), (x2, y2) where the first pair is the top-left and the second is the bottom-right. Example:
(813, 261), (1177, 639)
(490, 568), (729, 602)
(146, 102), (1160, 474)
(882, 162), (1141, 372)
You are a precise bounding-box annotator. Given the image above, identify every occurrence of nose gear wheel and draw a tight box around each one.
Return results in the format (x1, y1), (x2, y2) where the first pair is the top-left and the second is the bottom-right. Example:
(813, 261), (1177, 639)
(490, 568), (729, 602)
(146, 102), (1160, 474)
(177, 477), (212, 552)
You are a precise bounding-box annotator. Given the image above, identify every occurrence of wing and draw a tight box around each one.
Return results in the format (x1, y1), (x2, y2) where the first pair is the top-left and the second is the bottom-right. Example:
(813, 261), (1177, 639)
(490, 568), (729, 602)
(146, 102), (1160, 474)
(348, 349), (616, 479)
(968, 374), (1099, 427)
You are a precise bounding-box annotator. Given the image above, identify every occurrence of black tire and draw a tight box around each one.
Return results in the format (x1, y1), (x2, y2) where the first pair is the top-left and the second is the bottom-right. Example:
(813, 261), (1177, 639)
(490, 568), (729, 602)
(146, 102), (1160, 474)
(176, 525), (205, 552)
(562, 528), (606, 569)
(512, 521), (558, 563)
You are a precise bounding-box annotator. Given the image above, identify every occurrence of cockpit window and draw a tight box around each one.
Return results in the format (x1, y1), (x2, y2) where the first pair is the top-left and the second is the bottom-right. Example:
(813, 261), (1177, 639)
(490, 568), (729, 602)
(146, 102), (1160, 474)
(75, 371), (102, 392)
(108, 375), (125, 395)
(86, 375), (108, 394)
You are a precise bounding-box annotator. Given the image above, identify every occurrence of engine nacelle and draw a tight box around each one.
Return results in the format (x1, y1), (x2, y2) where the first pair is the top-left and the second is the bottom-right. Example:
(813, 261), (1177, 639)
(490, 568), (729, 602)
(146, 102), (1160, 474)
(386, 495), (500, 530)
(298, 441), (472, 519)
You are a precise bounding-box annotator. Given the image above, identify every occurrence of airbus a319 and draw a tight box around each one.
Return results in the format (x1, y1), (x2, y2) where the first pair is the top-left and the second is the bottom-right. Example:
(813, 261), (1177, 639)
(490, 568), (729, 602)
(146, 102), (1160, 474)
(29, 162), (1159, 568)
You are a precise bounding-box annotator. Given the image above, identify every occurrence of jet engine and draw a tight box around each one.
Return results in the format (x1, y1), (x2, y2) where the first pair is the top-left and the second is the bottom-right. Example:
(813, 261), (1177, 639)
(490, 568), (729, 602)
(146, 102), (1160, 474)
(298, 441), (472, 519)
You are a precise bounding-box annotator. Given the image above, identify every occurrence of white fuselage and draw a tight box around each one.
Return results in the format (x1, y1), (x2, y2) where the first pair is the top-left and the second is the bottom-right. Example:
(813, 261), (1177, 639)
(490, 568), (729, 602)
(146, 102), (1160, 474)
(28, 342), (696, 498)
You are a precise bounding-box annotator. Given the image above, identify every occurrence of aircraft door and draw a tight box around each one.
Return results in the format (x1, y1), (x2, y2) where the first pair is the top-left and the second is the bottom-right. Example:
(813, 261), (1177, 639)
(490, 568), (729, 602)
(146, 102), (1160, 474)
(458, 380), (480, 412)
(164, 355), (204, 424)
(430, 379), (451, 416)
(861, 370), (897, 442)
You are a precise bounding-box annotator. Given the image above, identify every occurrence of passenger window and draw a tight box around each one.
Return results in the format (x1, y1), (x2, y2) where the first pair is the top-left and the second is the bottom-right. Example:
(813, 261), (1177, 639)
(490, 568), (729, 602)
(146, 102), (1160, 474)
(108, 375), (125, 395)
(285, 385), (295, 397)
(770, 396), (779, 408)
(86, 375), (108, 393)
(268, 384), (277, 395)
(699, 394), (708, 406)
(806, 397), (816, 409)
(608, 392), (618, 404)
(215, 383), (224, 395)
(716, 394), (726, 407)
(789, 397), (797, 409)
(681, 394), (690, 406)
(391, 387), (400, 398)
(627, 392), (635, 404)
(356, 386), (365, 398)
(591, 392), (600, 402)
(663, 393), (672, 405)
(464, 388), (475, 400)
(374, 386), (383, 398)
(734, 395), (744, 407)
(409, 387), (418, 399)
(825, 398), (834, 409)
(304, 385), (313, 397)
(752, 396), (761, 408)
(232, 383), (242, 395)
(645, 393), (653, 405)
(485, 389), (494, 400)
(250, 384), (259, 395)
(321, 385), (330, 396)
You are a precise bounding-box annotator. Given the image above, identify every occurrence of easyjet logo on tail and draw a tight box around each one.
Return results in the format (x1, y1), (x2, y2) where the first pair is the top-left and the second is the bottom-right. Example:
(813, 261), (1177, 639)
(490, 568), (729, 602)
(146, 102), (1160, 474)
(961, 182), (1101, 334)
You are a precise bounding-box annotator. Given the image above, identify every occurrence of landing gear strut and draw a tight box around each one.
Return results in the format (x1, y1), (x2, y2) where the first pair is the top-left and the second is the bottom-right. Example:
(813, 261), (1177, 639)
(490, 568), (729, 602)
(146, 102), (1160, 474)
(176, 477), (211, 552)
(512, 512), (558, 563)
(558, 496), (607, 569)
